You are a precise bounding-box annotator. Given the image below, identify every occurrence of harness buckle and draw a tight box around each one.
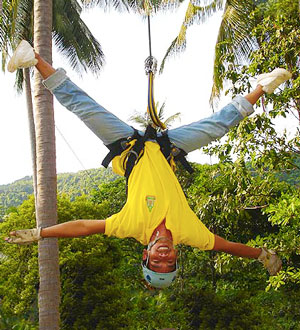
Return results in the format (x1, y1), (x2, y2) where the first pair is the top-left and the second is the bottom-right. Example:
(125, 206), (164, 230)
(128, 149), (139, 164)
(121, 140), (129, 150)
(171, 146), (180, 157)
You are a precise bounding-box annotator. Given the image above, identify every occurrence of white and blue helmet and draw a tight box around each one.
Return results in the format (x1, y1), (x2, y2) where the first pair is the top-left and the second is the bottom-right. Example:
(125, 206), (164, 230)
(142, 232), (179, 289)
(142, 262), (178, 289)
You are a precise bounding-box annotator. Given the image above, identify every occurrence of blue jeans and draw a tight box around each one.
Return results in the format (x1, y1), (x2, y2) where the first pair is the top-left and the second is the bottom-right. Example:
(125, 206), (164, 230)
(43, 69), (254, 154)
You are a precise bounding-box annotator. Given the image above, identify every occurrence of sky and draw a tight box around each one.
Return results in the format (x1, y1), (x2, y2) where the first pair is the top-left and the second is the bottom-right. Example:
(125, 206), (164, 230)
(0, 5), (297, 185)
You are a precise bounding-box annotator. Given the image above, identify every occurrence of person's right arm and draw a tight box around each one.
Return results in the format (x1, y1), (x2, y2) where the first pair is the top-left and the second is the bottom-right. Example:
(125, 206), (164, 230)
(5, 220), (106, 244)
(41, 220), (106, 238)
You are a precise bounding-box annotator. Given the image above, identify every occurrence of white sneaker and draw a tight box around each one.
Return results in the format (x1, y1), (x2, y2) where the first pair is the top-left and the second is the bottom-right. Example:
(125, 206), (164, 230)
(258, 247), (282, 276)
(7, 40), (38, 73)
(257, 68), (292, 94)
(5, 228), (42, 245)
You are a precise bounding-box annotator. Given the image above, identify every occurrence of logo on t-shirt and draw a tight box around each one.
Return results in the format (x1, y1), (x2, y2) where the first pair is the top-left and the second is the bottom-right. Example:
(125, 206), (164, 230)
(146, 195), (156, 212)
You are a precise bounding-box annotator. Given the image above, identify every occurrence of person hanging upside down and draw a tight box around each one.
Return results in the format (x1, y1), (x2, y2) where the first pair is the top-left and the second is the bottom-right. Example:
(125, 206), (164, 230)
(5, 40), (292, 288)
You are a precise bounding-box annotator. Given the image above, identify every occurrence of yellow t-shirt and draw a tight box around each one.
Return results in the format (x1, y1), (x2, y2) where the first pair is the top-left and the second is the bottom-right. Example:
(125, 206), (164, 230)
(105, 141), (215, 250)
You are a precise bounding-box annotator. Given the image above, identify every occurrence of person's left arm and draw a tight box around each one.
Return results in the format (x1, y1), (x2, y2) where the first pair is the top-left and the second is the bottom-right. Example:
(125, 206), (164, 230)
(212, 235), (261, 259)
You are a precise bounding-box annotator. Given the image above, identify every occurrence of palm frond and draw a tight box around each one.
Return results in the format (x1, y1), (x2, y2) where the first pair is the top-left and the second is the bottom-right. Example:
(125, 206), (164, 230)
(81, 0), (183, 15)
(1, 0), (105, 91)
(128, 110), (150, 128)
(0, 0), (31, 75)
(53, 0), (105, 77)
(16, 0), (34, 42)
(0, 1), (17, 70)
(210, 0), (258, 106)
(164, 112), (181, 127)
(158, 101), (166, 119)
(82, 0), (132, 13)
(128, 101), (181, 129)
(160, 0), (223, 73)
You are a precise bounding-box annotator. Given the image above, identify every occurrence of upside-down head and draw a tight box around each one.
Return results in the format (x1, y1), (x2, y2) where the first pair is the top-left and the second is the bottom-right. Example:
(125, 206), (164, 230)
(142, 235), (178, 289)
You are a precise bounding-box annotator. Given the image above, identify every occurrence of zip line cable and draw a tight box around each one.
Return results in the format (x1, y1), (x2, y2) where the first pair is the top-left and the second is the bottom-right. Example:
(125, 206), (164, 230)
(55, 124), (100, 191)
(145, 14), (166, 130)
(147, 15), (153, 58)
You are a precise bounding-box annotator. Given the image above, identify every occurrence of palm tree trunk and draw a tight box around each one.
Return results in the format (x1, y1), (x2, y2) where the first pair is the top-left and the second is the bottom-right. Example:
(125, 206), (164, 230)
(33, 0), (60, 329)
(24, 68), (38, 202)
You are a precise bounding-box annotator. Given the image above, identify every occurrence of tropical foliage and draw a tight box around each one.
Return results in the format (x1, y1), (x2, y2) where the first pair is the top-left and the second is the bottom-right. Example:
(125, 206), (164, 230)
(1, 157), (300, 328)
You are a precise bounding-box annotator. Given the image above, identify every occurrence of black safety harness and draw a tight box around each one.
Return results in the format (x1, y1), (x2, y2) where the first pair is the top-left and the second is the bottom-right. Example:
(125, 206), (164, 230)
(102, 125), (194, 181)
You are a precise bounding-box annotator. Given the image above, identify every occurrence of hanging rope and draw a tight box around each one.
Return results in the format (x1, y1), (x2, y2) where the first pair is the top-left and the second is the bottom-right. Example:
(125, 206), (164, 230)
(145, 15), (166, 130)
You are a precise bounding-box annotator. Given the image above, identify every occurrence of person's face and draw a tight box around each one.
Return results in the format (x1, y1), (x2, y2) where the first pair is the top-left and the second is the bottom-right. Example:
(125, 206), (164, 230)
(143, 237), (178, 273)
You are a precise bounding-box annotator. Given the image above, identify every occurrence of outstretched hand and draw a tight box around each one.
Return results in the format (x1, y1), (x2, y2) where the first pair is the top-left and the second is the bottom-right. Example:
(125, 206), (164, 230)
(4, 228), (42, 245)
